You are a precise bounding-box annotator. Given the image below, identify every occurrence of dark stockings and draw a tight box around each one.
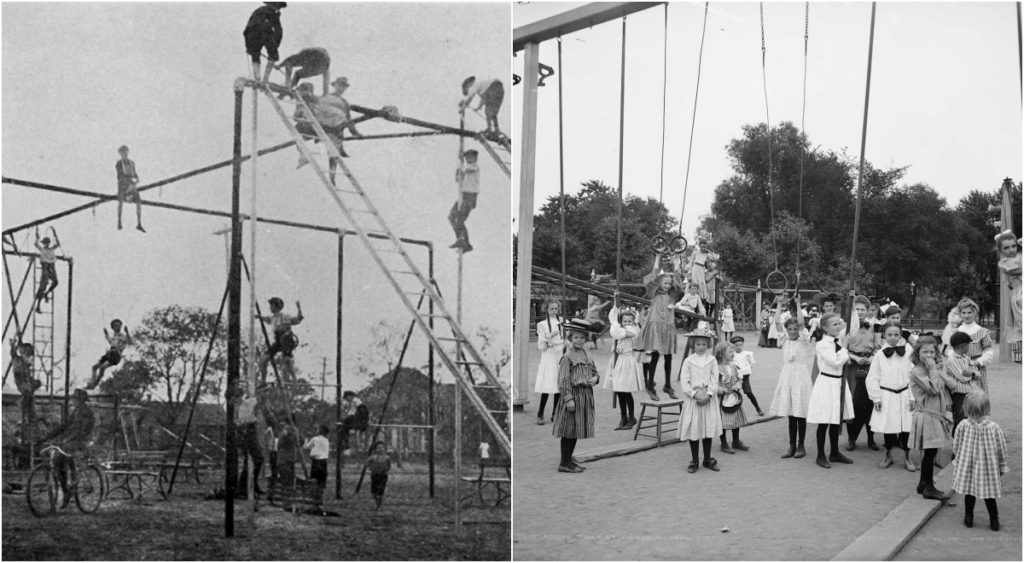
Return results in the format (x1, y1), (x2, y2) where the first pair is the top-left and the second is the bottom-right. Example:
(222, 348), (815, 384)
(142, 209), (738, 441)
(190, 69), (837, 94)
(538, 393), (560, 418)
(647, 351), (674, 387)
(921, 448), (937, 485)
(560, 438), (577, 467)
(688, 438), (713, 462)
(787, 416), (807, 444)
(883, 432), (910, 453)
(816, 423), (840, 457)
(964, 495), (998, 519)
(615, 392), (635, 419)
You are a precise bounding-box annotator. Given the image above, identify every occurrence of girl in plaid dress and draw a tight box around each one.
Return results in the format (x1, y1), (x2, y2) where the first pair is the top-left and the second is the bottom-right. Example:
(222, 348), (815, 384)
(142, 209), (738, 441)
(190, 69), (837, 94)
(952, 298), (993, 393)
(552, 320), (600, 474)
(952, 391), (1008, 531)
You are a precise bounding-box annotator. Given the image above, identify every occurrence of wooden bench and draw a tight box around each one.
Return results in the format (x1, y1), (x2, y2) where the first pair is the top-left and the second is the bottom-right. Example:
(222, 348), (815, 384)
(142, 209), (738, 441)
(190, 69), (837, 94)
(101, 451), (181, 501)
(633, 398), (684, 446)
(267, 477), (323, 512)
(460, 458), (510, 507)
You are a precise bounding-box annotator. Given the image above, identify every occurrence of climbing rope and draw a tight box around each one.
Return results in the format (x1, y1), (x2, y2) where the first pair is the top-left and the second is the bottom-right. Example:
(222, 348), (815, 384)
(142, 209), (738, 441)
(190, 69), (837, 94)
(678, 2), (709, 236)
(795, 3), (809, 291)
(659, 3), (669, 204)
(761, 3), (786, 293)
(557, 36), (569, 317)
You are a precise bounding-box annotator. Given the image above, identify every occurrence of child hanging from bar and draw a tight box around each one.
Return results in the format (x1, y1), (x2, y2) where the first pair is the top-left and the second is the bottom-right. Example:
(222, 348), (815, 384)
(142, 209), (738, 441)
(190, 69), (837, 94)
(448, 149), (480, 253)
(257, 297), (303, 385)
(636, 255), (685, 401)
(243, 2), (286, 83)
(366, 441), (392, 510)
(867, 321), (916, 472)
(603, 301), (643, 431)
(87, 319), (133, 389)
(459, 76), (505, 136)
(33, 229), (59, 312)
(951, 298), (993, 394)
(9, 339), (41, 443)
(115, 145), (145, 232)
(552, 319), (601, 474)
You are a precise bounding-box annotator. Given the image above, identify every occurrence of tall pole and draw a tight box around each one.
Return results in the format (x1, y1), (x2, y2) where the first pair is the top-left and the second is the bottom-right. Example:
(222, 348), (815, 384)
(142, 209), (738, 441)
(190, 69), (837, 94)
(614, 16), (627, 302)
(557, 38), (568, 318)
(999, 179), (1016, 361)
(427, 245), (435, 498)
(847, 3), (877, 310)
(1018, 2), (1022, 102)
(247, 76), (260, 508)
(513, 41), (541, 409)
(455, 250), (463, 533)
(335, 232), (344, 500)
(226, 81), (245, 538)
(63, 259), (73, 424)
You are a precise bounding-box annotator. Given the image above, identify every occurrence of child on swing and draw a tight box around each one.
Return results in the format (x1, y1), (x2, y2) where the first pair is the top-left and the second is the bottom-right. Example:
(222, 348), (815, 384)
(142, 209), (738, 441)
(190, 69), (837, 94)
(674, 283), (705, 334)
(87, 319), (132, 390)
(636, 255), (685, 401)
(34, 230), (59, 312)
(604, 301), (643, 431)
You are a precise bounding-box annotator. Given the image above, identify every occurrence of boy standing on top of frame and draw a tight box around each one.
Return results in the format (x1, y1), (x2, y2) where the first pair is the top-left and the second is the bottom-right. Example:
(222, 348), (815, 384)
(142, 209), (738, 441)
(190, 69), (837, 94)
(459, 76), (504, 137)
(449, 149), (479, 253)
(244, 2), (286, 83)
(115, 145), (145, 233)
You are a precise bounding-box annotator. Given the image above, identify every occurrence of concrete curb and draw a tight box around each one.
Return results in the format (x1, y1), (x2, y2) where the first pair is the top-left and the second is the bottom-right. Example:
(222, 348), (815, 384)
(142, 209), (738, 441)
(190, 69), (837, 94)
(832, 464), (954, 561)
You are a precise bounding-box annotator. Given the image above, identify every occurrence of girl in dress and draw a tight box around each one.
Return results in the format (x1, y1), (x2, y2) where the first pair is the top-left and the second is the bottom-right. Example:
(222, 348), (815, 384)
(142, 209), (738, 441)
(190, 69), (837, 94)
(716, 342), (749, 454)
(604, 303), (644, 431)
(704, 259), (721, 318)
(908, 336), (953, 500)
(767, 301), (789, 349)
(995, 230), (1022, 362)
(675, 283), (706, 332)
(636, 255), (685, 401)
(952, 391), (1008, 531)
(720, 304), (735, 342)
(677, 326), (722, 473)
(768, 295), (814, 459)
(807, 311), (856, 469)
(534, 299), (564, 425)
(867, 322), (916, 471)
(687, 244), (709, 304)
(953, 298), (993, 393)
(552, 320), (601, 473)
(844, 295), (879, 452)
(758, 304), (771, 348)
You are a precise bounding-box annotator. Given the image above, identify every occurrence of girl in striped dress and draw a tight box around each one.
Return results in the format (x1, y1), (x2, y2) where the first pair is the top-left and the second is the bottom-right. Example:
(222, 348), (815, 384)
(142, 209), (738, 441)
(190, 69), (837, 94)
(534, 299), (564, 425)
(677, 327), (723, 473)
(604, 303), (644, 431)
(636, 255), (685, 401)
(908, 335), (953, 500)
(552, 320), (600, 474)
(768, 295), (814, 459)
(716, 342), (749, 454)
(953, 298), (993, 393)
(807, 311), (856, 469)
(867, 322), (916, 472)
(952, 391), (1008, 531)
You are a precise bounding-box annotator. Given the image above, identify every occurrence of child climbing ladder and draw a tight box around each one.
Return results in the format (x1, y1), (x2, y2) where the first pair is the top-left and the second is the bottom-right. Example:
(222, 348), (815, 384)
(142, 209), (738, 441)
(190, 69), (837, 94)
(33, 229), (59, 313)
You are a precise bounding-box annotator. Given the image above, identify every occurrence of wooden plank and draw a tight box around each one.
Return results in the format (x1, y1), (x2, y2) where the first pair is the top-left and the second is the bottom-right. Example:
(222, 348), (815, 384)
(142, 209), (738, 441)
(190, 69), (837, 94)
(573, 437), (681, 463)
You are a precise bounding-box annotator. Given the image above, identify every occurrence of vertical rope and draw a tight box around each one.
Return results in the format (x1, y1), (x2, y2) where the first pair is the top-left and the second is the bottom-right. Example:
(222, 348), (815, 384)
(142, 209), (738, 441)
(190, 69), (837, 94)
(615, 16), (627, 302)
(558, 37), (568, 317)
(1018, 2), (1022, 103)
(678, 2), (709, 235)
(761, 3), (779, 272)
(659, 3), (669, 204)
(795, 3), (809, 285)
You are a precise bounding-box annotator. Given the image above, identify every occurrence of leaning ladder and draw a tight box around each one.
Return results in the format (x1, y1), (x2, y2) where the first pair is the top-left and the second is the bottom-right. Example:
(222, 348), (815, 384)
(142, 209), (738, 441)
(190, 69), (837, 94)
(254, 82), (510, 457)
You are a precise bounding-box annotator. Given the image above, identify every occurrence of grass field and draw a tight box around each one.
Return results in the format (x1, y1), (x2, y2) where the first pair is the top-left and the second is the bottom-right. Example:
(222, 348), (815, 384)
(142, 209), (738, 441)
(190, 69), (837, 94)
(2, 464), (509, 560)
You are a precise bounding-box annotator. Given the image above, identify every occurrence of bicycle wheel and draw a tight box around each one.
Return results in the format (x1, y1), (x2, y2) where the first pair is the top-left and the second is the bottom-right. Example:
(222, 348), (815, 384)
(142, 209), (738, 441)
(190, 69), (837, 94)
(26, 465), (57, 518)
(74, 465), (105, 514)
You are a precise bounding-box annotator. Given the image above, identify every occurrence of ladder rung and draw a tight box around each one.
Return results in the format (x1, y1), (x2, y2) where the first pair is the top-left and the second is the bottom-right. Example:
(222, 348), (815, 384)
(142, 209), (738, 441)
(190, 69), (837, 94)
(419, 313), (448, 318)
(490, 410), (510, 415)
(474, 385), (499, 390)
(392, 270), (419, 275)
(437, 337), (464, 342)
(457, 361), (483, 365)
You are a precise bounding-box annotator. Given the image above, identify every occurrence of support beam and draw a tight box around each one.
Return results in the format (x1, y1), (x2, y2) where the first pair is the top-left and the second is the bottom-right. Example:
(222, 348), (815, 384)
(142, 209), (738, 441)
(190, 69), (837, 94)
(513, 2), (662, 52)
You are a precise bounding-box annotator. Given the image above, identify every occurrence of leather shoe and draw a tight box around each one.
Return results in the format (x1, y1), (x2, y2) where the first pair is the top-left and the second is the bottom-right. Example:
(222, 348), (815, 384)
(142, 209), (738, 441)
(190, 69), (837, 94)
(536, 417), (546, 426)
(916, 482), (925, 494)
(922, 485), (951, 501)
(687, 460), (698, 473)
(990, 517), (1000, 531)
(732, 440), (750, 451)
(794, 444), (806, 458)
(829, 453), (853, 464)
(867, 441), (880, 451)
(702, 458), (720, 471)
(625, 417), (637, 429)
(816, 456), (831, 469)
(614, 417), (628, 431)
(569, 463), (586, 472)
(846, 440), (856, 451)
(662, 386), (679, 400)
(781, 444), (796, 459)
(904, 456), (917, 472)
(879, 454), (893, 468)
(721, 442), (735, 454)
(558, 464), (583, 473)
(964, 514), (973, 528)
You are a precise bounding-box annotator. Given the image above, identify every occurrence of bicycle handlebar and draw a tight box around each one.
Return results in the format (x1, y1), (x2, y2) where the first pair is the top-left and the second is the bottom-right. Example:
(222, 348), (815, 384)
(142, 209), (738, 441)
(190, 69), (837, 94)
(39, 445), (70, 457)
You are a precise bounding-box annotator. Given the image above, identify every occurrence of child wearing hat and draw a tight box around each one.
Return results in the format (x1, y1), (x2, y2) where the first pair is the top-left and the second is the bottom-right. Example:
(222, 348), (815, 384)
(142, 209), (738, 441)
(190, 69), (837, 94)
(716, 342), (749, 454)
(9, 338), (41, 440)
(115, 145), (145, 232)
(448, 150), (480, 253)
(256, 298), (303, 384)
(677, 326), (722, 473)
(603, 303), (644, 431)
(276, 47), (331, 95)
(459, 77), (504, 136)
(730, 336), (764, 416)
(941, 331), (982, 435)
(33, 229), (60, 312)
(552, 319), (600, 473)
(951, 298), (993, 393)
(243, 2), (286, 83)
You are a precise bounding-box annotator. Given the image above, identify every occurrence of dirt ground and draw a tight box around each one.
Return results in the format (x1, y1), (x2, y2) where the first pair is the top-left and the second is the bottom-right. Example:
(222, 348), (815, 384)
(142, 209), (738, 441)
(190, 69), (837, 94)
(2, 466), (509, 560)
(513, 330), (1021, 561)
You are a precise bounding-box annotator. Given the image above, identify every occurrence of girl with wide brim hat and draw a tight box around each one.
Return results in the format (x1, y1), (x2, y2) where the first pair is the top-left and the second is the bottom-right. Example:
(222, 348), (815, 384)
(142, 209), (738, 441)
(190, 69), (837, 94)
(676, 324), (724, 473)
(551, 319), (601, 474)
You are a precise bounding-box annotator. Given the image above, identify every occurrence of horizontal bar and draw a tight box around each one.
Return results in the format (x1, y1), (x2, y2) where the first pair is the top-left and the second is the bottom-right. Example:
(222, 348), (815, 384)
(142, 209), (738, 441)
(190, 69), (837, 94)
(2, 250), (72, 263)
(513, 2), (663, 52)
(365, 423), (436, 429)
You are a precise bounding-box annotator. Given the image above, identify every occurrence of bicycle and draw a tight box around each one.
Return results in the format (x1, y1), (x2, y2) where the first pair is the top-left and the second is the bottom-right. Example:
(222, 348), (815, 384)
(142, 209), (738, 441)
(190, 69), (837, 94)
(26, 445), (105, 517)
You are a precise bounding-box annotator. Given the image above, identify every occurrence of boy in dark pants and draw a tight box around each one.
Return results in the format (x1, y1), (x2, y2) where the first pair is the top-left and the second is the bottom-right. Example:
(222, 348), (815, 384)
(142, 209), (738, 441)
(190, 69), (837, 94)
(115, 145), (145, 232)
(277, 47), (330, 95)
(459, 77), (505, 136)
(730, 336), (765, 416)
(367, 441), (391, 509)
(303, 424), (330, 506)
(34, 231), (59, 311)
(448, 150), (479, 253)
(244, 2), (286, 83)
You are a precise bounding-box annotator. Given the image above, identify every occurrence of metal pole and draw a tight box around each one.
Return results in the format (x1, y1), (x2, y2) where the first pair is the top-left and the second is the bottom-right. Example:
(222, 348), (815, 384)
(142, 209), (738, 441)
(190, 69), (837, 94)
(225, 82), (245, 538)
(63, 259), (73, 424)
(428, 245), (435, 499)
(335, 232), (344, 500)
(513, 41), (541, 409)
(847, 3), (876, 299)
(615, 16), (627, 301)
(454, 250), (463, 532)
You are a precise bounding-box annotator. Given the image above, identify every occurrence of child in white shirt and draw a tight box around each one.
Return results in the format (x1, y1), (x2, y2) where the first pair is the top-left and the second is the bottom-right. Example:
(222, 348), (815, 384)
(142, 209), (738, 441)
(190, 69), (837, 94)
(731, 336), (764, 416)
(303, 424), (331, 505)
(448, 150), (480, 253)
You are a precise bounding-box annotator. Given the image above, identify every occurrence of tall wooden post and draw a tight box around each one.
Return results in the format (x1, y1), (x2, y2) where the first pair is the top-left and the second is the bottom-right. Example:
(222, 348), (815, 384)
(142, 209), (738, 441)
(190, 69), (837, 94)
(226, 80), (245, 538)
(335, 232), (344, 499)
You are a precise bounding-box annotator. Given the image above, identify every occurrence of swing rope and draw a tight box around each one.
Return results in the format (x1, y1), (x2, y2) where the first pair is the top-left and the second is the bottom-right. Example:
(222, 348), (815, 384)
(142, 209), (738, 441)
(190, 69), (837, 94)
(557, 36), (569, 321)
(659, 3), (669, 204)
(614, 15), (627, 303)
(761, 4), (781, 276)
(795, 3), (809, 291)
(678, 2), (709, 236)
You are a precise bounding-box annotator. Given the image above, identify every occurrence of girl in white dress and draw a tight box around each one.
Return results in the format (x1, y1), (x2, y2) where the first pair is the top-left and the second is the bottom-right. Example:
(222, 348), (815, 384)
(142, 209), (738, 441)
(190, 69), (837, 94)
(807, 311), (856, 469)
(604, 304), (644, 430)
(867, 321), (916, 471)
(720, 304), (735, 342)
(534, 299), (564, 425)
(768, 295), (814, 459)
(677, 327), (723, 474)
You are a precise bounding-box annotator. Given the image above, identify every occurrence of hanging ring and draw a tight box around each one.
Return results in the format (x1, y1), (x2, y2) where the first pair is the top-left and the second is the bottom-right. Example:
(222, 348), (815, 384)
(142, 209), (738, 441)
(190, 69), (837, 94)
(765, 269), (788, 294)
(669, 235), (688, 255)
(651, 235), (669, 255)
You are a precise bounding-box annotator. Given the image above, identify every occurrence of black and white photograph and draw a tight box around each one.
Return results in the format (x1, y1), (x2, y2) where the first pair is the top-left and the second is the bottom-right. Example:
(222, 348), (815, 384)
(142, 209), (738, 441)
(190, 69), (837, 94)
(2, 2), (511, 559)
(512, 2), (1021, 561)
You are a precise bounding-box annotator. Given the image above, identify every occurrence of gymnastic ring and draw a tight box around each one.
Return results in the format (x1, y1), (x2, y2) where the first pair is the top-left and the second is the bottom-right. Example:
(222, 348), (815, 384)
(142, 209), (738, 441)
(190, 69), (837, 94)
(669, 235), (688, 255)
(765, 270), (789, 294)
(651, 235), (669, 255)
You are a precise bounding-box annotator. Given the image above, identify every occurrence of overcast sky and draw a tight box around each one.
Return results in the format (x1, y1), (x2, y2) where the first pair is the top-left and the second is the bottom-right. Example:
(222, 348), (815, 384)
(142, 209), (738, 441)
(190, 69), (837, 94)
(513, 2), (1022, 241)
(2, 2), (511, 397)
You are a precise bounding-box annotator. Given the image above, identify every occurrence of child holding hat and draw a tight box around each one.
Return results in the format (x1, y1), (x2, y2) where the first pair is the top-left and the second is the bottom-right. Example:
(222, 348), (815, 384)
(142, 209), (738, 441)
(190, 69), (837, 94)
(551, 319), (600, 473)
(677, 325), (723, 473)
(716, 342), (749, 454)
